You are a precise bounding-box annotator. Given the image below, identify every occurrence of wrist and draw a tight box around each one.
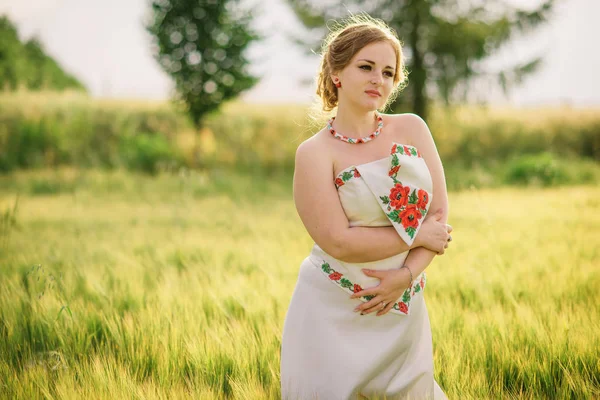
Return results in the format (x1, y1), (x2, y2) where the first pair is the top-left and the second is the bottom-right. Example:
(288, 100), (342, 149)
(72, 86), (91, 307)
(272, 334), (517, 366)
(410, 236), (421, 249)
(400, 264), (413, 287)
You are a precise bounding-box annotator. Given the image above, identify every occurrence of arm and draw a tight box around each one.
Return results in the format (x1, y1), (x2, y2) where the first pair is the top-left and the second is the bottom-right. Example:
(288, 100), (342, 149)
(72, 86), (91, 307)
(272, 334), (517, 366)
(397, 114), (450, 280)
(294, 138), (417, 263)
(349, 114), (450, 316)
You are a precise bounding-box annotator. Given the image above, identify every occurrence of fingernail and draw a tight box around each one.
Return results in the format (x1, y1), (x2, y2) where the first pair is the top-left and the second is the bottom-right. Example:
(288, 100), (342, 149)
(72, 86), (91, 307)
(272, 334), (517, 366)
(353, 308), (359, 312)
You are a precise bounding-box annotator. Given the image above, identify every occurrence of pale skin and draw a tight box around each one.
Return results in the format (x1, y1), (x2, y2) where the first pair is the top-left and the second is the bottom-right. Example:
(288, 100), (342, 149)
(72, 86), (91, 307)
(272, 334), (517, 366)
(293, 41), (451, 317)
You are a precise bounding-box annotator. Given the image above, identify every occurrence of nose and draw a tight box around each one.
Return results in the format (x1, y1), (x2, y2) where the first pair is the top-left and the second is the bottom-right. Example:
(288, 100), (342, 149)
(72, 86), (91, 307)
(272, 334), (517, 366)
(370, 70), (383, 85)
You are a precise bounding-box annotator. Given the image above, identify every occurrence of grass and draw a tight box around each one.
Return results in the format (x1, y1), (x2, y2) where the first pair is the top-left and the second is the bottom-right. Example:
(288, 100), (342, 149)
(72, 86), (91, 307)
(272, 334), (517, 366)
(0, 168), (598, 399)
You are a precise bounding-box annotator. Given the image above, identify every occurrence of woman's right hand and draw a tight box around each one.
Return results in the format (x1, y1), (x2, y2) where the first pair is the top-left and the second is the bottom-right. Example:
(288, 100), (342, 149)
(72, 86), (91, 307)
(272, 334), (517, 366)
(414, 208), (452, 254)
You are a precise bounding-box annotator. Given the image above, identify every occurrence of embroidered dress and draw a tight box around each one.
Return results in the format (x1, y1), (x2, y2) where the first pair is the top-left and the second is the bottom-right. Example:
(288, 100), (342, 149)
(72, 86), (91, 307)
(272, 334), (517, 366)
(280, 141), (447, 400)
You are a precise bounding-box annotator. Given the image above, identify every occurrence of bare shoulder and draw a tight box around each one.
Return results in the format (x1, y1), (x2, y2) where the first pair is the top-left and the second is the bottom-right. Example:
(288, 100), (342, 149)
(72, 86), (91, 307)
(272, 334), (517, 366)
(385, 113), (430, 141)
(294, 126), (332, 171)
(385, 113), (437, 153)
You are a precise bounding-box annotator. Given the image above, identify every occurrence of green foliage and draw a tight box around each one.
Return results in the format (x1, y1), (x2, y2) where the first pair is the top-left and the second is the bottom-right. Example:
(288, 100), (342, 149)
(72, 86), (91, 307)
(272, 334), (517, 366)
(0, 93), (186, 174)
(286, 1), (555, 120)
(146, 0), (260, 127)
(0, 16), (85, 92)
(503, 152), (600, 187)
(119, 132), (184, 174)
(1, 92), (599, 188)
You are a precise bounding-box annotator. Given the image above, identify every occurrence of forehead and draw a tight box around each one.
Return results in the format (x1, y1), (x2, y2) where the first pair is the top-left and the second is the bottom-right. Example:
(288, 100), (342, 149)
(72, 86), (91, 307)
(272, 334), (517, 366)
(352, 41), (396, 66)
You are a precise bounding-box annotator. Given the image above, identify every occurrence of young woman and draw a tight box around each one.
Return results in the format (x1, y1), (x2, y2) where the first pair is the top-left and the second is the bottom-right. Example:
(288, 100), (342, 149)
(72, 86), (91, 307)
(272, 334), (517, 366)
(280, 14), (452, 400)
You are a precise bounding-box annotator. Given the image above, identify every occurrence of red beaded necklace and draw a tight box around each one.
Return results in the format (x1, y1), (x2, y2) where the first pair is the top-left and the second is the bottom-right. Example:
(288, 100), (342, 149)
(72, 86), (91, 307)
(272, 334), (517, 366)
(327, 112), (384, 144)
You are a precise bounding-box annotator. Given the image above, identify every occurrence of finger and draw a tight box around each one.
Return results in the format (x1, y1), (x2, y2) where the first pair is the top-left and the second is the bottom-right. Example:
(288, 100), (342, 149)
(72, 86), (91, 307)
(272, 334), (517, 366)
(349, 288), (378, 300)
(354, 295), (383, 313)
(361, 299), (387, 315)
(446, 224), (453, 233)
(444, 243), (448, 249)
(376, 300), (395, 316)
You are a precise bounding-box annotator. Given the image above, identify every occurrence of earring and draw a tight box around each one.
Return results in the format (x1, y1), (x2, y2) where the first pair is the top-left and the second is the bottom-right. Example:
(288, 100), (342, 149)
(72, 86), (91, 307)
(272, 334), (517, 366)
(334, 80), (341, 88)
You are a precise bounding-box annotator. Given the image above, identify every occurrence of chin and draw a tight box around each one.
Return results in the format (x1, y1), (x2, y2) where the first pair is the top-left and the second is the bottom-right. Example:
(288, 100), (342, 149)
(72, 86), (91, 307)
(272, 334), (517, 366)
(363, 100), (383, 111)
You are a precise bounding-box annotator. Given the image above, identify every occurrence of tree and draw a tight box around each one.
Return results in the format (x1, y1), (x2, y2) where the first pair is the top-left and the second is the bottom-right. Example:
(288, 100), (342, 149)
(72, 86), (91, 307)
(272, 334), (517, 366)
(0, 15), (85, 92)
(146, 0), (261, 128)
(286, 0), (556, 120)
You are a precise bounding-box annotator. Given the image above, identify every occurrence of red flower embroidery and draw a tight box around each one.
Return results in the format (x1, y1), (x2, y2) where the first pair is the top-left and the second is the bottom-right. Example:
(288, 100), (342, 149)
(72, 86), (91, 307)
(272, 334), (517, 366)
(328, 271), (342, 281)
(399, 302), (408, 313)
(417, 149), (422, 157)
(420, 280), (424, 289)
(417, 189), (429, 209)
(353, 169), (361, 178)
(389, 183), (410, 210)
(391, 144), (397, 154)
(389, 165), (401, 176)
(403, 145), (411, 155)
(399, 204), (422, 229)
(335, 177), (344, 187)
(353, 284), (362, 293)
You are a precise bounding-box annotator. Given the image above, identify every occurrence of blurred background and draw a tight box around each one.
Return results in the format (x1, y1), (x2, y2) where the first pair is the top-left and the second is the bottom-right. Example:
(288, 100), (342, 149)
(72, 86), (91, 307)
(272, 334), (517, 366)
(0, 0), (598, 185)
(0, 1), (599, 399)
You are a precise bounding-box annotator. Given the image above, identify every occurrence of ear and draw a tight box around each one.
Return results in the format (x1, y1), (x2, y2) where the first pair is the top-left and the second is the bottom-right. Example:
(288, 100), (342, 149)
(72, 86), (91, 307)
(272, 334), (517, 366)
(330, 71), (339, 84)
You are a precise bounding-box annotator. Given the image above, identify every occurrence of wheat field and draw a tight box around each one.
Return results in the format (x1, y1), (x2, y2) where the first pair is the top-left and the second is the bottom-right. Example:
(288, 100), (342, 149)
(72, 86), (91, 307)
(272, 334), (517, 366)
(0, 167), (598, 399)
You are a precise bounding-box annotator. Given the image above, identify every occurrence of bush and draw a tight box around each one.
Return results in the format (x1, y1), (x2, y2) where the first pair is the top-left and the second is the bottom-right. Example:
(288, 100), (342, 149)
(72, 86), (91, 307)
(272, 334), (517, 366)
(503, 152), (599, 186)
(119, 133), (183, 175)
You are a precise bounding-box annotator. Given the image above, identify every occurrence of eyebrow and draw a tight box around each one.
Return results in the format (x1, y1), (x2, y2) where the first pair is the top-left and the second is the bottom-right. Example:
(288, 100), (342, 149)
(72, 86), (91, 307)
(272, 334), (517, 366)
(357, 59), (395, 70)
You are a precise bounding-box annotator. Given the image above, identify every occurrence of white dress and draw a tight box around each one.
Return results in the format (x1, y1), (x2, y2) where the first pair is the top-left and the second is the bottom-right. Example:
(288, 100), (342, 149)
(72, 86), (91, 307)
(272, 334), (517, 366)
(280, 142), (448, 400)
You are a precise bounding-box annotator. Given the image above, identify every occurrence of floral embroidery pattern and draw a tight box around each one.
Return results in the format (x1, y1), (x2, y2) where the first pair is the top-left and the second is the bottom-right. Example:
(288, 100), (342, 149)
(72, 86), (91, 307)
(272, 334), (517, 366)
(390, 143), (422, 158)
(378, 145), (429, 239)
(334, 167), (361, 189)
(319, 261), (426, 315)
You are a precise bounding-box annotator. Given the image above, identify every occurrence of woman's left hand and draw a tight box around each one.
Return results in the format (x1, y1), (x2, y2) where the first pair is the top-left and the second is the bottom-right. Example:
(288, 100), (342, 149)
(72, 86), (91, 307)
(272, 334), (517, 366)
(349, 268), (412, 316)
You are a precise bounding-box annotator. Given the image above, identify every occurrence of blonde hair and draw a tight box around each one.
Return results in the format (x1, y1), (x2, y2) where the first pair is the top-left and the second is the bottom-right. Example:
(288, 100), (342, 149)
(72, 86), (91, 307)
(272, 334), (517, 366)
(315, 13), (408, 114)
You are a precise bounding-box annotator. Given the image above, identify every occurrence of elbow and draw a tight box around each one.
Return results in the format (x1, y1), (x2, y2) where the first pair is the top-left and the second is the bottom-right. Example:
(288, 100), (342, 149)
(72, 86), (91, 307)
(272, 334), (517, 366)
(324, 230), (349, 261)
(313, 230), (345, 260)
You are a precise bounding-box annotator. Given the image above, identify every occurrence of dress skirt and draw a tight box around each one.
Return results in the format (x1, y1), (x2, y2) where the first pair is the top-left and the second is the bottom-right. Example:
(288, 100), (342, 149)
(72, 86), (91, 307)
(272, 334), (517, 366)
(280, 256), (447, 400)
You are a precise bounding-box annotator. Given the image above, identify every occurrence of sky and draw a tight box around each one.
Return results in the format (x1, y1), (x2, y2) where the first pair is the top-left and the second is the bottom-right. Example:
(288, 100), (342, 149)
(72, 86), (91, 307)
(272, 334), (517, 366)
(1, 0), (599, 106)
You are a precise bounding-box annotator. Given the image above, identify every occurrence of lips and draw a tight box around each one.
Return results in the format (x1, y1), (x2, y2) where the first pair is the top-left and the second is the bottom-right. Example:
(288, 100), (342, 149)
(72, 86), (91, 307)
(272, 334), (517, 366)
(365, 90), (381, 97)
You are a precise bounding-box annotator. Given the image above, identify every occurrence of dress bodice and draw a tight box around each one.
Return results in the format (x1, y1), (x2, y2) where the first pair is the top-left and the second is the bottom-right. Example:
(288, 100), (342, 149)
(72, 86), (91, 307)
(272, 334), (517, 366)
(308, 142), (434, 316)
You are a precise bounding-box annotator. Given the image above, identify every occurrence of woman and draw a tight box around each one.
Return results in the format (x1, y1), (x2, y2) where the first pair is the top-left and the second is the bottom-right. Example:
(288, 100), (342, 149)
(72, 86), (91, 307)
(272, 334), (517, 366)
(280, 14), (452, 400)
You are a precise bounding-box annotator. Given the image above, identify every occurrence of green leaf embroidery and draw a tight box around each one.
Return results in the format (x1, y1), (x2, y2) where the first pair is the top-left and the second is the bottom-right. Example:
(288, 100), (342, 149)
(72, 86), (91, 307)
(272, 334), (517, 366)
(408, 189), (418, 204)
(387, 209), (401, 223)
(402, 291), (411, 302)
(380, 195), (390, 204)
(406, 226), (416, 238)
(342, 171), (353, 181)
(391, 154), (399, 166)
(339, 278), (352, 289)
(411, 147), (417, 156)
(318, 259), (426, 315)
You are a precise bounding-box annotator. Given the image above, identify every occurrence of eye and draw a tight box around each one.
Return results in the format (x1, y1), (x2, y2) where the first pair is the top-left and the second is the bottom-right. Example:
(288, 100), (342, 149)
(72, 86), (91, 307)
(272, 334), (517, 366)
(360, 65), (394, 78)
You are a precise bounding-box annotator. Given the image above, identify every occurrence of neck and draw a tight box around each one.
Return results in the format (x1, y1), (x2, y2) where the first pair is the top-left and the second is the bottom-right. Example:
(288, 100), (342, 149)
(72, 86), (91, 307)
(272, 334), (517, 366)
(332, 103), (379, 138)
